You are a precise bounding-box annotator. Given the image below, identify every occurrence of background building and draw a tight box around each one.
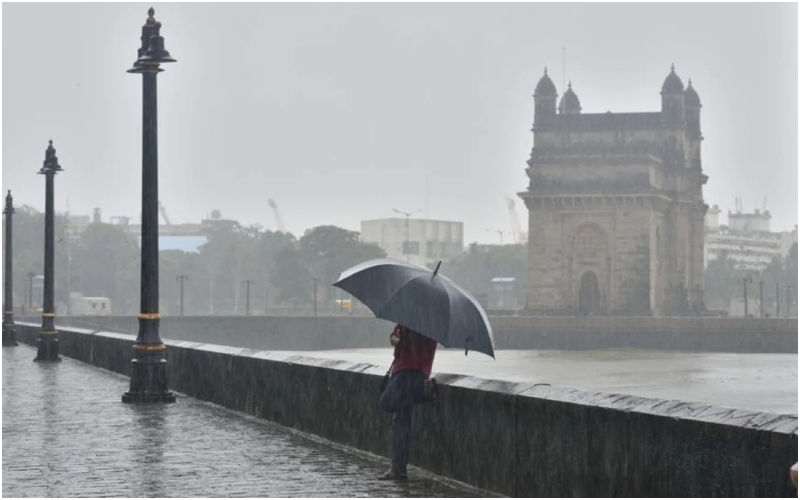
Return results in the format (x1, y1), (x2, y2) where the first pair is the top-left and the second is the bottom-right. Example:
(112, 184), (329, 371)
(520, 66), (707, 315)
(704, 204), (798, 271)
(360, 218), (463, 268)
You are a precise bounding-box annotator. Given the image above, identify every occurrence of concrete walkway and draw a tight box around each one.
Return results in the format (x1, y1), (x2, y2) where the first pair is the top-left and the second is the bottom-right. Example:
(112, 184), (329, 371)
(2, 344), (486, 497)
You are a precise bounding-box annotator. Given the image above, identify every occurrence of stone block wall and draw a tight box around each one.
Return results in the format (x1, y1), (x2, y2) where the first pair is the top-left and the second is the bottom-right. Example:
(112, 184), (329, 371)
(43, 315), (799, 353)
(15, 323), (798, 497)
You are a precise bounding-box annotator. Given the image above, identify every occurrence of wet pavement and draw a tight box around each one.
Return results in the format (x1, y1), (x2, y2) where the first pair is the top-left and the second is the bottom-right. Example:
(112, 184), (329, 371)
(275, 348), (798, 415)
(2, 344), (489, 497)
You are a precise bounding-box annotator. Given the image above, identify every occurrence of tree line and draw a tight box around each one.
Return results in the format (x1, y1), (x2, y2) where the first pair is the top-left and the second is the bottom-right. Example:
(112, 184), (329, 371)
(6, 206), (529, 316)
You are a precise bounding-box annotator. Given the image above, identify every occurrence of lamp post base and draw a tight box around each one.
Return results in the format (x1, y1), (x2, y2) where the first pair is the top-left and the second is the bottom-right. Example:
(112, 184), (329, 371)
(2, 323), (17, 347)
(122, 354), (176, 403)
(33, 333), (60, 361)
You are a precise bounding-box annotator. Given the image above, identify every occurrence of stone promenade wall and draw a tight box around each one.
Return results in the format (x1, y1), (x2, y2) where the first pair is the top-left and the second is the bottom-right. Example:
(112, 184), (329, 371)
(45, 315), (799, 353)
(16, 323), (798, 497)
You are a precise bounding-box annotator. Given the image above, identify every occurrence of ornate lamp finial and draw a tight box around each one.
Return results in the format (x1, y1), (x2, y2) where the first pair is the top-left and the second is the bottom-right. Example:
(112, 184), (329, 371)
(128, 7), (175, 72)
(4, 190), (12, 215)
(40, 139), (63, 174)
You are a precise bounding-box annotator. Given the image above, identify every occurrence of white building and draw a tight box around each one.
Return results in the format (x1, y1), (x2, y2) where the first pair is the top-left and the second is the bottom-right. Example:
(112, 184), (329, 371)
(360, 218), (464, 268)
(704, 205), (797, 270)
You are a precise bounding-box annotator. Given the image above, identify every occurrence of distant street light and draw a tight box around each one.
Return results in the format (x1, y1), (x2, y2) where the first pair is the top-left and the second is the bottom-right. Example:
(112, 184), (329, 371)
(26, 272), (35, 310)
(65, 226), (74, 316)
(208, 271), (215, 315)
(3, 190), (17, 346)
(242, 279), (254, 316)
(741, 277), (753, 317)
(177, 274), (189, 316)
(312, 278), (319, 316)
(34, 140), (63, 363)
(393, 208), (421, 263)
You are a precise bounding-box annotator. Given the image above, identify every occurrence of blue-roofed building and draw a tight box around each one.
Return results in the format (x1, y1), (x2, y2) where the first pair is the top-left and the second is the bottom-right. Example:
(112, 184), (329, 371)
(138, 235), (209, 253)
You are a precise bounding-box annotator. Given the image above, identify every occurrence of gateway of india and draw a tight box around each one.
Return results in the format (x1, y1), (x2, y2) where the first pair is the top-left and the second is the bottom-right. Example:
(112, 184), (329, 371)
(519, 65), (708, 316)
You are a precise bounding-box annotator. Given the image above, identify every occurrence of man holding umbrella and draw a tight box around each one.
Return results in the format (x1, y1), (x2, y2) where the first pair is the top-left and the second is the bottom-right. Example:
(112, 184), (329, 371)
(377, 323), (438, 481)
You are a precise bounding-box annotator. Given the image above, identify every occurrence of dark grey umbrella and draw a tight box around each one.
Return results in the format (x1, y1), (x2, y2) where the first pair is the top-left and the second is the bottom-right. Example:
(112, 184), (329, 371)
(333, 258), (495, 357)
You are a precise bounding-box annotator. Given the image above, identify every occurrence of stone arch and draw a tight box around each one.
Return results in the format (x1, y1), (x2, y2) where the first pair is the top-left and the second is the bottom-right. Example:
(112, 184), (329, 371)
(578, 271), (602, 314)
(570, 223), (608, 313)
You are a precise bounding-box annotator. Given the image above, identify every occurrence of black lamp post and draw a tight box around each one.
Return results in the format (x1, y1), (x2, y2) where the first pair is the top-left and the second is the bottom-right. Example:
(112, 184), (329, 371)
(312, 278), (318, 316)
(177, 274), (188, 316)
(122, 7), (176, 403)
(393, 208), (421, 263)
(3, 190), (17, 346)
(243, 279), (253, 316)
(742, 277), (752, 318)
(26, 272), (34, 311)
(34, 141), (63, 362)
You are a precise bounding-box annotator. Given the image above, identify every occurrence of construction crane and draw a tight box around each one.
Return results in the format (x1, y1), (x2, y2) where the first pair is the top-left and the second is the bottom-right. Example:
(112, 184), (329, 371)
(506, 196), (528, 244)
(268, 198), (286, 232)
(158, 200), (171, 225)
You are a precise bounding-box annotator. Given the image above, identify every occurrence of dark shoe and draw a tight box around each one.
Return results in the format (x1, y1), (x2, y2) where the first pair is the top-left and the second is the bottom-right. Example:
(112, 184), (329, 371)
(424, 377), (438, 403)
(377, 469), (408, 480)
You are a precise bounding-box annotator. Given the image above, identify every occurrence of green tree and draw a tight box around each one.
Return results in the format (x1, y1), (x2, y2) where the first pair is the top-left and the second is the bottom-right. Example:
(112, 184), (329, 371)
(7, 205), (70, 313)
(197, 223), (299, 314)
(444, 243), (528, 309)
(297, 225), (385, 304)
(703, 251), (740, 312)
(271, 246), (312, 304)
(71, 222), (140, 314)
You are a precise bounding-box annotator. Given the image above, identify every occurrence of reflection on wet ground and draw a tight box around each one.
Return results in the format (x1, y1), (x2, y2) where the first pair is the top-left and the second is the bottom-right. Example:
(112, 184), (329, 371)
(3, 344), (488, 497)
(275, 348), (798, 415)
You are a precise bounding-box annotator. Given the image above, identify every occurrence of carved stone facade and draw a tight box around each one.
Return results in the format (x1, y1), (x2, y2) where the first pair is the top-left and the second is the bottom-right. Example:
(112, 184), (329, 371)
(520, 67), (707, 315)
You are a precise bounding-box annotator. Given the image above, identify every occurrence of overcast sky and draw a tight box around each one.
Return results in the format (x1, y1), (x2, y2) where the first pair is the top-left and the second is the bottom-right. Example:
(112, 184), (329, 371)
(2, 2), (797, 244)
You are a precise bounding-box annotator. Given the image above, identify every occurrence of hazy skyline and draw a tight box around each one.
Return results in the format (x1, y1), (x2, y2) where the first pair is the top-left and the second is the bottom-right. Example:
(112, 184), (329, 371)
(3, 3), (798, 244)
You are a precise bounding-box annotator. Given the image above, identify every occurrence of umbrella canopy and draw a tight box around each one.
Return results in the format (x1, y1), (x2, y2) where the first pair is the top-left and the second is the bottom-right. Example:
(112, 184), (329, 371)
(333, 258), (495, 357)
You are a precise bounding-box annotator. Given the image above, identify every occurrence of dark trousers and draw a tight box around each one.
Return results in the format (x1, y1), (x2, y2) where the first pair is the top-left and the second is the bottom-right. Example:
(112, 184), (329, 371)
(378, 369), (427, 475)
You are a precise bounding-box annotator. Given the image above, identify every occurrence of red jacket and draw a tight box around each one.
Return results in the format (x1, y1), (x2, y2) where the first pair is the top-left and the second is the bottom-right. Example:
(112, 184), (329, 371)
(390, 324), (437, 378)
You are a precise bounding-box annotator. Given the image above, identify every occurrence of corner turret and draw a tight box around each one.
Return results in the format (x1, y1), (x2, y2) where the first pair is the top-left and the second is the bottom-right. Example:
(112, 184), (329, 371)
(558, 82), (581, 115)
(684, 79), (701, 137)
(660, 64), (685, 125)
(533, 68), (558, 126)
(684, 79), (703, 169)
